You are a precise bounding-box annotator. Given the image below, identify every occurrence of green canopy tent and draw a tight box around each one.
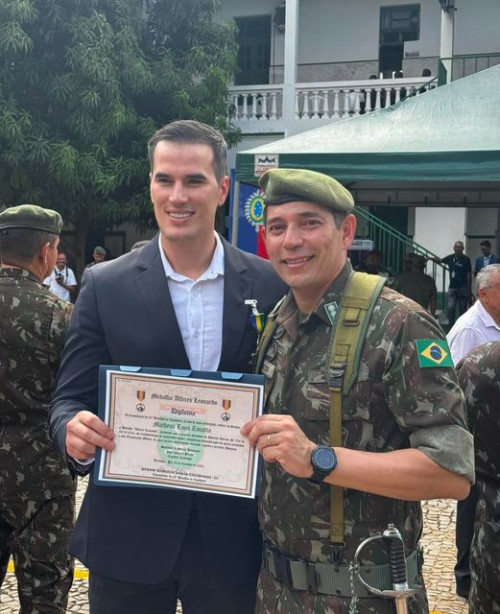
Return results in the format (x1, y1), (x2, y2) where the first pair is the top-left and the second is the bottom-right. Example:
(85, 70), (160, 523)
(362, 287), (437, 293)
(235, 64), (500, 204)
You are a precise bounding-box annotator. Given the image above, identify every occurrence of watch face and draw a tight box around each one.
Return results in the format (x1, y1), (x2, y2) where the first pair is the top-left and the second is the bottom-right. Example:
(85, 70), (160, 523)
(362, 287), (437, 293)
(314, 447), (336, 471)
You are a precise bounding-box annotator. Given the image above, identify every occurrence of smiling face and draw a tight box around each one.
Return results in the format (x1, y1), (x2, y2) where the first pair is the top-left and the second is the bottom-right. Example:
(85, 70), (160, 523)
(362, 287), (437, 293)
(264, 201), (356, 312)
(56, 252), (67, 270)
(150, 140), (229, 252)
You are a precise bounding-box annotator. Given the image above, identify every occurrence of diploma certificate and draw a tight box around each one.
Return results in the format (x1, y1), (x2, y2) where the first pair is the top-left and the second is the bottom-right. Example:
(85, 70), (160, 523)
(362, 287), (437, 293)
(95, 368), (264, 498)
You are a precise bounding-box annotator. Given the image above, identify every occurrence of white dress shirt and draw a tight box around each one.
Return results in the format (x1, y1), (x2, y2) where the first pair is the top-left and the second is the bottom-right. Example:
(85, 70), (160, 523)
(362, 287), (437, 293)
(44, 266), (77, 302)
(76, 235), (226, 469)
(158, 233), (224, 371)
(447, 300), (500, 365)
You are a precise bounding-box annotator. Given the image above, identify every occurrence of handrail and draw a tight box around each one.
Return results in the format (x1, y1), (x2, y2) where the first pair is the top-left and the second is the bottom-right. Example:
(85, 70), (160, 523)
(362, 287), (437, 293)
(353, 207), (448, 311)
(439, 53), (500, 82)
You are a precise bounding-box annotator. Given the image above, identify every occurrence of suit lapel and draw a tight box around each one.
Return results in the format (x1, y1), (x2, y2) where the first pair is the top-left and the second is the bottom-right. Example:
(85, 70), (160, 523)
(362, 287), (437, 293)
(132, 239), (189, 368)
(219, 240), (252, 369)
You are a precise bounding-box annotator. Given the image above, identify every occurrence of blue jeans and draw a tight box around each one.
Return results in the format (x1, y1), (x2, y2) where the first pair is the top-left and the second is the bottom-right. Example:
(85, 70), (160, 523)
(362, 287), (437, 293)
(447, 287), (468, 327)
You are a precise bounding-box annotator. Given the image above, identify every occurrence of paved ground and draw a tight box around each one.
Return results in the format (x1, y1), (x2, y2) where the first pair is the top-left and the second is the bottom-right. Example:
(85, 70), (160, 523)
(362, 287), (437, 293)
(2, 478), (468, 613)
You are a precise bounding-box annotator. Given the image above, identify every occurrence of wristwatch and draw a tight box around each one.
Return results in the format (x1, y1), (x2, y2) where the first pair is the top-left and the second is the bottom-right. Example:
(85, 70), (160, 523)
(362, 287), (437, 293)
(309, 445), (337, 484)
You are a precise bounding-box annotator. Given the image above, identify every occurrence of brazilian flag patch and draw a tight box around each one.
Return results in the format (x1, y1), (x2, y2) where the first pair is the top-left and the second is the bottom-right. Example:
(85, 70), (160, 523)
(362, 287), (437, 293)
(416, 339), (454, 368)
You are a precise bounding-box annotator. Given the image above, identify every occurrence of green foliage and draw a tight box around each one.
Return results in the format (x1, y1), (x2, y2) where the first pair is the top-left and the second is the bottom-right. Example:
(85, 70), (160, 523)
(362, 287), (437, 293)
(0, 0), (239, 238)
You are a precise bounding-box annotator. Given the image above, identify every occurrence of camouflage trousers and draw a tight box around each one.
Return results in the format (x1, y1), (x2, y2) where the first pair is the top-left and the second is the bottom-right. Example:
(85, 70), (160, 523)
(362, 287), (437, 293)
(469, 500), (500, 614)
(0, 494), (75, 614)
(255, 567), (429, 614)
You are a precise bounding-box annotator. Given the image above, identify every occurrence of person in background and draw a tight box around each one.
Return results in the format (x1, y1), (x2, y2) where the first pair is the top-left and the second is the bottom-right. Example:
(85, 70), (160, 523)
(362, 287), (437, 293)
(447, 264), (500, 365)
(44, 251), (77, 302)
(355, 249), (390, 277)
(0, 204), (75, 614)
(85, 245), (107, 268)
(474, 240), (498, 276)
(418, 68), (434, 94)
(447, 263), (500, 599)
(393, 253), (437, 316)
(431, 241), (472, 328)
(457, 341), (500, 612)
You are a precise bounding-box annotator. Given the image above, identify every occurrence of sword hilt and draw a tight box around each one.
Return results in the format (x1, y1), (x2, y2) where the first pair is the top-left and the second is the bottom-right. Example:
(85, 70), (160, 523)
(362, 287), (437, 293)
(352, 525), (417, 601)
(383, 524), (409, 590)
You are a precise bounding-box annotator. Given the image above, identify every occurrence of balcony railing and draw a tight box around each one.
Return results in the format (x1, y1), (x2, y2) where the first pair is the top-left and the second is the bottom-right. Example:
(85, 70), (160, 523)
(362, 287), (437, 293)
(439, 52), (500, 83)
(228, 76), (435, 124)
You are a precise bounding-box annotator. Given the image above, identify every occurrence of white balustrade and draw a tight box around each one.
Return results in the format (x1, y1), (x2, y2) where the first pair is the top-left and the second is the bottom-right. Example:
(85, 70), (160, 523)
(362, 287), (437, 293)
(228, 76), (431, 126)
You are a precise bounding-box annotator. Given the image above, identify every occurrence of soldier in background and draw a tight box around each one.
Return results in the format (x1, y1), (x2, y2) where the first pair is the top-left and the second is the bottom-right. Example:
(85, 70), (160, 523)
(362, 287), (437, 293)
(85, 245), (107, 268)
(242, 168), (474, 614)
(393, 253), (438, 316)
(0, 205), (75, 613)
(457, 342), (500, 613)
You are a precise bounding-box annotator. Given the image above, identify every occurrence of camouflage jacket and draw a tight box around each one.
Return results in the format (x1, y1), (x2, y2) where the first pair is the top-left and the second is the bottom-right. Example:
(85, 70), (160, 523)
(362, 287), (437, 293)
(457, 341), (500, 606)
(259, 261), (474, 565)
(458, 341), (500, 516)
(0, 268), (74, 501)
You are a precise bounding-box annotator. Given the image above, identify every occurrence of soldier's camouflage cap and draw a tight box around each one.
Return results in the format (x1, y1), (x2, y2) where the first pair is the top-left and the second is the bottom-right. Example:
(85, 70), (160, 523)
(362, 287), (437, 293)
(93, 245), (106, 255)
(0, 204), (63, 234)
(258, 168), (354, 212)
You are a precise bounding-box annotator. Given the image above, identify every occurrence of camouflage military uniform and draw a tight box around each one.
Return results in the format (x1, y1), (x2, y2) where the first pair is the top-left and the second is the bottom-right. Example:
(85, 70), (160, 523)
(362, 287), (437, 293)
(257, 262), (474, 614)
(457, 342), (500, 614)
(0, 268), (75, 614)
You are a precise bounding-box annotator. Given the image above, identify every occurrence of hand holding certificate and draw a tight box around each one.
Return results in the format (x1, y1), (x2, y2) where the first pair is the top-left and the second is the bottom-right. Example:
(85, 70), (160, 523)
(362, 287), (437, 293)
(95, 366), (264, 498)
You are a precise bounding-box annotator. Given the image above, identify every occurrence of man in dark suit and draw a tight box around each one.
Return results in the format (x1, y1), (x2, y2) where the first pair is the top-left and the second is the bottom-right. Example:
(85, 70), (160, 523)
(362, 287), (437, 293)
(49, 120), (287, 614)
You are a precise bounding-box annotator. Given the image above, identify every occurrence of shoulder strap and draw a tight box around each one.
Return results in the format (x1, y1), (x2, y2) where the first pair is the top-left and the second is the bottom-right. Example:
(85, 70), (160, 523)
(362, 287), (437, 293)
(253, 295), (287, 374)
(329, 272), (386, 544)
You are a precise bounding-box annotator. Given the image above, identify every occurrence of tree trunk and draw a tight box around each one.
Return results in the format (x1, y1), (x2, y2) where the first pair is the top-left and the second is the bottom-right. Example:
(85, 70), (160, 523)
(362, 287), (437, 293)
(72, 209), (92, 284)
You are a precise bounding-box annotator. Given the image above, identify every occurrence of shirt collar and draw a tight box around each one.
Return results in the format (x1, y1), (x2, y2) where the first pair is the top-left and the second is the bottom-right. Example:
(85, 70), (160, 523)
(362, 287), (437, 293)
(158, 232), (225, 282)
(0, 267), (41, 285)
(278, 260), (353, 327)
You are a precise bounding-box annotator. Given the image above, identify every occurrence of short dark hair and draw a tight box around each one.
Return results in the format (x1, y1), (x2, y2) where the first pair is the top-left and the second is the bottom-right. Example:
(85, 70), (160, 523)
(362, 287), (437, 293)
(480, 240), (492, 248)
(0, 229), (58, 264)
(147, 120), (228, 184)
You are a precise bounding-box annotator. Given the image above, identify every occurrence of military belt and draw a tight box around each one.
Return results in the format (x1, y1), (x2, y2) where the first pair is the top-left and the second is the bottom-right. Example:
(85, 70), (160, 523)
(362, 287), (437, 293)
(263, 542), (420, 598)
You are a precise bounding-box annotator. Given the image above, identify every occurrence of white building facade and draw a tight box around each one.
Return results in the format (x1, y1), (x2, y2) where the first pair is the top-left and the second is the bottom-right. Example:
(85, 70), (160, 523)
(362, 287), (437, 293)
(218, 0), (500, 271)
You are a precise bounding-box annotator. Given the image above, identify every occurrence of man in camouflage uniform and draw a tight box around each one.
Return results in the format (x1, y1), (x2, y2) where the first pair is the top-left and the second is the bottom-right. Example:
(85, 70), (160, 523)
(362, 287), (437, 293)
(0, 205), (75, 613)
(457, 341), (500, 614)
(242, 169), (474, 614)
(393, 253), (437, 316)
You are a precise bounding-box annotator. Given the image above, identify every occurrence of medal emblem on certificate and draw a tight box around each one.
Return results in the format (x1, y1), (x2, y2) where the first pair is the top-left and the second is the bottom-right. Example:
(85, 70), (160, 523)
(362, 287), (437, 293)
(221, 399), (231, 421)
(136, 387), (146, 412)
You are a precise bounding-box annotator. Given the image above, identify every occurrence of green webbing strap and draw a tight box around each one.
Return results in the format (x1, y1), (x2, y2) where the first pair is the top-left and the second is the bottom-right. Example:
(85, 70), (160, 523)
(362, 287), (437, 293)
(253, 296), (286, 375)
(329, 272), (386, 544)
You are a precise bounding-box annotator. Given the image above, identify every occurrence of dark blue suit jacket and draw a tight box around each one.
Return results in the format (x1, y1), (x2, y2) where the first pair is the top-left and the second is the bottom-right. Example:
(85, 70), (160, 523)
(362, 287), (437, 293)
(49, 236), (286, 586)
(474, 253), (498, 274)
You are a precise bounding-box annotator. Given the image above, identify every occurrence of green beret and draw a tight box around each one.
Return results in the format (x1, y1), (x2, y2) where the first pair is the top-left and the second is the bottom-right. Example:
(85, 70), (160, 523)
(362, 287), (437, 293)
(259, 168), (354, 212)
(0, 204), (63, 234)
(93, 245), (106, 255)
